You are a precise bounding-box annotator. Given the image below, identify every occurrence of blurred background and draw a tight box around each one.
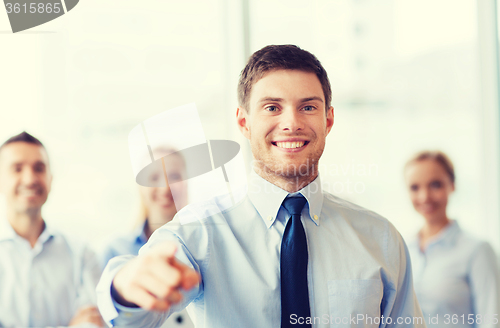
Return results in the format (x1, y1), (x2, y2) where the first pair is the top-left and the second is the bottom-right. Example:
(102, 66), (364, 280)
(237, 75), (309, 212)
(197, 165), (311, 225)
(1, 0), (499, 252)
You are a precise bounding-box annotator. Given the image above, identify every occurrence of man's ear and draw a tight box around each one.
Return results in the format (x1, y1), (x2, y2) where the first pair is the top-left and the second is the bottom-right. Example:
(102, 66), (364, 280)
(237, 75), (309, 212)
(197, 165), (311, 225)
(236, 107), (251, 140)
(325, 106), (334, 135)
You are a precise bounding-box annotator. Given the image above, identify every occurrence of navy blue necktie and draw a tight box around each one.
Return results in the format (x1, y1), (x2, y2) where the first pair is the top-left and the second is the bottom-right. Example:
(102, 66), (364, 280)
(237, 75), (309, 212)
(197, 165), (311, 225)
(280, 195), (311, 328)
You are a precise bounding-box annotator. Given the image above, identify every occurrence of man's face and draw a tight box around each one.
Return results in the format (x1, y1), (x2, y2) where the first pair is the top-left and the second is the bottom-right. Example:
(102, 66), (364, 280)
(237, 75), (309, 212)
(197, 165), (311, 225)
(0, 142), (52, 214)
(237, 69), (334, 181)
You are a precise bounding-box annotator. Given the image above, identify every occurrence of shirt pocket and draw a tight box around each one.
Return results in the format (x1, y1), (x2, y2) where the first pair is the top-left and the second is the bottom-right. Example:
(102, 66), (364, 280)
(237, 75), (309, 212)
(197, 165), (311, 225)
(327, 279), (382, 328)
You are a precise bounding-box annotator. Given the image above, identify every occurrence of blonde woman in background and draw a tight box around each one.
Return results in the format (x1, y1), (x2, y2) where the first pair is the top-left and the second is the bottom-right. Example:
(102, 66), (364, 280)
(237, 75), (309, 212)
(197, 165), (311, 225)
(100, 149), (192, 327)
(405, 150), (500, 328)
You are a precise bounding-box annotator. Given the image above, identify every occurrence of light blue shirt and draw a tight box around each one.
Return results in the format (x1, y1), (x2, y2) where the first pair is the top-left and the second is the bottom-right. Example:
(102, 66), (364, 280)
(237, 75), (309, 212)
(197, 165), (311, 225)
(408, 220), (500, 328)
(97, 171), (425, 328)
(100, 221), (148, 270)
(0, 216), (101, 328)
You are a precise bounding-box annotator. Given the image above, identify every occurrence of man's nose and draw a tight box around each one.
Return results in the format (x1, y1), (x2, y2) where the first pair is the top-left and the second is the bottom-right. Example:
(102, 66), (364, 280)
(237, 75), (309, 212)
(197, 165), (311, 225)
(280, 108), (304, 132)
(21, 168), (38, 186)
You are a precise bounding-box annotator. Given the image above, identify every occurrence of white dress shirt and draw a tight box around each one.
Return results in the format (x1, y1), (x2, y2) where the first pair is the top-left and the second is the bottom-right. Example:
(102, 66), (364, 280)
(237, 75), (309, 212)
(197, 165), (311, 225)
(408, 220), (500, 327)
(0, 216), (102, 328)
(97, 171), (425, 328)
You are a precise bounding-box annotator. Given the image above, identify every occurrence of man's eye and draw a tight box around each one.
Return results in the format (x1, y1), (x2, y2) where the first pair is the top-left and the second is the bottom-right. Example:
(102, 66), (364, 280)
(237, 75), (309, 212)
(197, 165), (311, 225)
(430, 181), (442, 188)
(34, 165), (45, 173)
(410, 184), (418, 191)
(265, 106), (279, 112)
(302, 106), (315, 111)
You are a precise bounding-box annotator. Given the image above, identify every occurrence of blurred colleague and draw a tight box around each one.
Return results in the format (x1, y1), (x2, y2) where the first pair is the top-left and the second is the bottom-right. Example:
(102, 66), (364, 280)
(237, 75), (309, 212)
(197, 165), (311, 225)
(405, 150), (500, 328)
(97, 45), (424, 327)
(0, 132), (104, 328)
(100, 148), (192, 327)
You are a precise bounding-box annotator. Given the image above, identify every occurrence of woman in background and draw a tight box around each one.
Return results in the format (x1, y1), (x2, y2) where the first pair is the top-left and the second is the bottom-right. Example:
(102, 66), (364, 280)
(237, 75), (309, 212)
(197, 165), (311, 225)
(404, 150), (500, 328)
(101, 148), (192, 327)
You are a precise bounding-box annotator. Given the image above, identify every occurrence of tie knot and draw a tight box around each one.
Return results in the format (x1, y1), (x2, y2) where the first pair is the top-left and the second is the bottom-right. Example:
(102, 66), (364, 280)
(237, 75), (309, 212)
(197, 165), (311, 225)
(282, 195), (307, 216)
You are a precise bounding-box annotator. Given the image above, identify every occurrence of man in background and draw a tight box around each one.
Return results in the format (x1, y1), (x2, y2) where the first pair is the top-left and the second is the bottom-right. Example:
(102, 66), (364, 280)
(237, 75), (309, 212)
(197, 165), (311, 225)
(0, 131), (104, 328)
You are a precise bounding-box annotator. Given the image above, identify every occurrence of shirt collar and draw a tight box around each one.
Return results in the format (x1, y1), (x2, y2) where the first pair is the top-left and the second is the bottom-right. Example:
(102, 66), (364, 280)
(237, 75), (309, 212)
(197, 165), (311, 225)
(37, 221), (56, 245)
(413, 219), (460, 249)
(0, 214), (56, 245)
(429, 219), (460, 246)
(0, 214), (16, 241)
(247, 170), (324, 228)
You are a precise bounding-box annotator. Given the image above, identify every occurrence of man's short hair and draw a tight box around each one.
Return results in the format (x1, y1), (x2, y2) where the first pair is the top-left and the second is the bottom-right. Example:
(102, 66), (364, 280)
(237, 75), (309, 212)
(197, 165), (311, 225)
(0, 131), (45, 152)
(237, 44), (332, 112)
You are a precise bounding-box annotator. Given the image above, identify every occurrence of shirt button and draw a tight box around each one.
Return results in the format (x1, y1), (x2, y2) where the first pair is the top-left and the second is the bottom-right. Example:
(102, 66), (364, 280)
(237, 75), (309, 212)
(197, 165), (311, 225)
(313, 215), (319, 221)
(267, 215), (273, 221)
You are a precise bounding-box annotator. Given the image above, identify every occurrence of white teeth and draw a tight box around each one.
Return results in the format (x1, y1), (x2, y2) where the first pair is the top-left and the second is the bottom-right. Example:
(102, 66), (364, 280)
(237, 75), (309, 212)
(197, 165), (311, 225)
(276, 141), (305, 149)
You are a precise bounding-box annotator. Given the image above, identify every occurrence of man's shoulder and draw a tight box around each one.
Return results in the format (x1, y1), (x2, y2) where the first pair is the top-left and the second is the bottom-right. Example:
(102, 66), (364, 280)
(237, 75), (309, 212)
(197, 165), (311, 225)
(172, 185), (249, 226)
(45, 225), (96, 260)
(322, 191), (389, 225)
(321, 191), (404, 244)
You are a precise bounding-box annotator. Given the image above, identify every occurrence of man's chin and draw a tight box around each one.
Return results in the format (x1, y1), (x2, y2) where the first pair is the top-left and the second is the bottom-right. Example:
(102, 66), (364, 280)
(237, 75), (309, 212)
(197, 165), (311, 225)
(14, 206), (42, 216)
(263, 162), (317, 179)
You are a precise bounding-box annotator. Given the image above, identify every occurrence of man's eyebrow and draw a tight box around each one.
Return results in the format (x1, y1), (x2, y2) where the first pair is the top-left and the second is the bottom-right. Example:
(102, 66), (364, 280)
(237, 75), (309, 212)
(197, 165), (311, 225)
(299, 97), (324, 103)
(257, 96), (324, 104)
(257, 97), (284, 104)
(9, 161), (46, 167)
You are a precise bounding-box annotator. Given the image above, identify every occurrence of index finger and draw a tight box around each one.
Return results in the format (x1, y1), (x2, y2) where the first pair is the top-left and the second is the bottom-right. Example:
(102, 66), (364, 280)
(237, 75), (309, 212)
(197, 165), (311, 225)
(171, 258), (201, 290)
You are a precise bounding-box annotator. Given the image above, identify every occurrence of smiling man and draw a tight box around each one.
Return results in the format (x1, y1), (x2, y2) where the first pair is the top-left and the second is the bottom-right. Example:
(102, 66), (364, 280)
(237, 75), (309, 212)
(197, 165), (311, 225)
(0, 132), (104, 328)
(237, 67), (333, 192)
(97, 45), (425, 328)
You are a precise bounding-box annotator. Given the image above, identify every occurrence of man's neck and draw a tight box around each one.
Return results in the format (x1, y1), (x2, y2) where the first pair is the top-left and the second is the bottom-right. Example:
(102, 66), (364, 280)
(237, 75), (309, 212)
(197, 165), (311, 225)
(254, 166), (318, 193)
(7, 208), (45, 248)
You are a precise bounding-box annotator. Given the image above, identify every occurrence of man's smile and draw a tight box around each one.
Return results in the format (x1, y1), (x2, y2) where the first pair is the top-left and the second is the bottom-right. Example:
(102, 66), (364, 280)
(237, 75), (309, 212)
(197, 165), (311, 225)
(271, 140), (310, 152)
(237, 69), (333, 187)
